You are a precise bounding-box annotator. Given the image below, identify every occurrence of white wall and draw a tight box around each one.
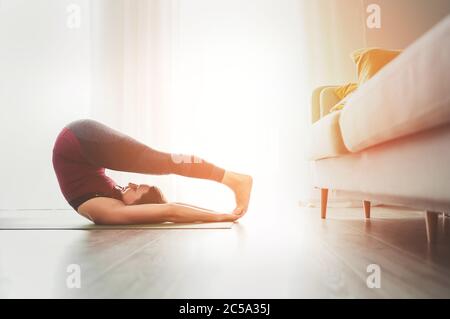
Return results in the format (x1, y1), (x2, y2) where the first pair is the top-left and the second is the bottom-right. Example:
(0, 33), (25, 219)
(364, 0), (450, 49)
(301, 0), (450, 86)
(0, 0), (91, 209)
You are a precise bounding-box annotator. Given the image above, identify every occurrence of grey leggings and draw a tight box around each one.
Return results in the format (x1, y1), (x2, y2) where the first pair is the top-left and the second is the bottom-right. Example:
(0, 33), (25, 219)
(67, 119), (225, 182)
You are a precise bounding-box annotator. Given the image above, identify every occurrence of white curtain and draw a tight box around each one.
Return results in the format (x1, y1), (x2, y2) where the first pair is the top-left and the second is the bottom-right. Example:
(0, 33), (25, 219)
(87, 0), (368, 212)
(0, 0), (366, 210)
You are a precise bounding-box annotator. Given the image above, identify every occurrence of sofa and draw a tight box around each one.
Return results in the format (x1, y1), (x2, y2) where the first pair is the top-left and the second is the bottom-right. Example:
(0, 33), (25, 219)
(308, 16), (450, 243)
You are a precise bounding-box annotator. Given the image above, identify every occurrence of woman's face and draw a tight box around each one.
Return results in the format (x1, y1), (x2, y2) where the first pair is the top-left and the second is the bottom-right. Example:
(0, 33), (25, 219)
(121, 183), (151, 205)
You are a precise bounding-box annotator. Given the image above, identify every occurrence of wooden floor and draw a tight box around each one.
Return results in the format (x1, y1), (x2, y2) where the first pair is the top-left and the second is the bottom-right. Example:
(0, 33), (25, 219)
(0, 204), (449, 298)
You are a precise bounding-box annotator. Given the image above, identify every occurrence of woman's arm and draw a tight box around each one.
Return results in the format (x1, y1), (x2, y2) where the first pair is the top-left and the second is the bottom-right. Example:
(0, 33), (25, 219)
(77, 197), (239, 225)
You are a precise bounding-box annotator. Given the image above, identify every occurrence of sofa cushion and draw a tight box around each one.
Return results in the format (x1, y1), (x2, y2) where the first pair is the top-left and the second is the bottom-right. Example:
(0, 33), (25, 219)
(307, 111), (349, 160)
(340, 16), (450, 153)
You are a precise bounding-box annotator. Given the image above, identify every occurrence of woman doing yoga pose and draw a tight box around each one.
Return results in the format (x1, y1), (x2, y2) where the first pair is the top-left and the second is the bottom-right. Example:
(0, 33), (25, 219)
(52, 119), (252, 225)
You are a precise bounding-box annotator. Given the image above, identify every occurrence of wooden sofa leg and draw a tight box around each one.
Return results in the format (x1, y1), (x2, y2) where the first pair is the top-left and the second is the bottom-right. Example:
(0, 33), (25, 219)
(425, 211), (439, 244)
(363, 201), (371, 219)
(321, 188), (328, 219)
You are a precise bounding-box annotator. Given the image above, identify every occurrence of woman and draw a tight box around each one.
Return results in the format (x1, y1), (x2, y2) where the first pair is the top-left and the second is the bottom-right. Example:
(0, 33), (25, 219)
(52, 119), (252, 225)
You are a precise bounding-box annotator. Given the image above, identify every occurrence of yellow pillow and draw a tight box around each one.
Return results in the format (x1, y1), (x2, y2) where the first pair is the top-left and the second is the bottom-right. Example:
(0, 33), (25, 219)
(329, 48), (402, 113)
(351, 48), (402, 84)
(330, 83), (358, 113)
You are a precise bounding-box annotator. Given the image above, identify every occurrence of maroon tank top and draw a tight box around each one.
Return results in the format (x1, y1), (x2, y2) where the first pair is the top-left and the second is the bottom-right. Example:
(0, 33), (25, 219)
(52, 127), (122, 211)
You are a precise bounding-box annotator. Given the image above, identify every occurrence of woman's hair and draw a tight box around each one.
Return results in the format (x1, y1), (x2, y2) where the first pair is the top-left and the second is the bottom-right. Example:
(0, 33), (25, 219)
(133, 186), (166, 205)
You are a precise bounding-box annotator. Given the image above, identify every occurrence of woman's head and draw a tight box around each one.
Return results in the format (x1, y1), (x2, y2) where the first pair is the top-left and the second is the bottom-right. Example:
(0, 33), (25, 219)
(121, 183), (167, 205)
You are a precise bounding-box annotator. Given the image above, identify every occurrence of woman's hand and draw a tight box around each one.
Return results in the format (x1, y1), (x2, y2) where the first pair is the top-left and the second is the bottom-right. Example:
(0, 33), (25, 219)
(172, 202), (241, 222)
(216, 213), (241, 222)
(169, 203), (241, 223)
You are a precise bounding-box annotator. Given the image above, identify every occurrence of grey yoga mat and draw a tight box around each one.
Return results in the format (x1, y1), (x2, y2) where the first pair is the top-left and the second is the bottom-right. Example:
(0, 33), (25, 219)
(0, 211), (234, 230)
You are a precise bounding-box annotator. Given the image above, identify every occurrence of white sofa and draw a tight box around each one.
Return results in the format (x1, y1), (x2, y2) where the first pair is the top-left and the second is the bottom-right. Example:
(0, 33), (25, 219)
(308, 16), (450, 243)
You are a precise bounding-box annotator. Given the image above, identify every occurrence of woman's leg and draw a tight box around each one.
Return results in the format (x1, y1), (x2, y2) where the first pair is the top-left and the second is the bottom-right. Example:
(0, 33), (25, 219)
(67, 119), (225, 181)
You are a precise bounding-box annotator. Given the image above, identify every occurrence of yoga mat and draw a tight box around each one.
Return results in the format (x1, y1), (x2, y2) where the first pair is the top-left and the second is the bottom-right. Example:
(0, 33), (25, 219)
(0, 211), (234, 230)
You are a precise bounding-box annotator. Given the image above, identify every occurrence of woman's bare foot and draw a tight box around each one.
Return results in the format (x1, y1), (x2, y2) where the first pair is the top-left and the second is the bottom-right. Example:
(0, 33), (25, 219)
(221, 171), (253, 216)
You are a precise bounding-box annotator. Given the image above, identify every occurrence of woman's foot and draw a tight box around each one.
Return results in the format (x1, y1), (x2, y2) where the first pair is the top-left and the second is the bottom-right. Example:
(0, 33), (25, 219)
(221, 171), (253, 216)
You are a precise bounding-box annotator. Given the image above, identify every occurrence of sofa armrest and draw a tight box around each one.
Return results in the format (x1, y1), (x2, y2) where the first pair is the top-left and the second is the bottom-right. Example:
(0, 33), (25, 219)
(320, 87), (340, 118)
(311, 86), (339, 123)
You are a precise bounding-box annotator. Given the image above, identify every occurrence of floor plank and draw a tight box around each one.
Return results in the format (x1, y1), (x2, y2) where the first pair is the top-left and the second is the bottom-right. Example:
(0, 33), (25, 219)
(0, 205), (449, 298)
